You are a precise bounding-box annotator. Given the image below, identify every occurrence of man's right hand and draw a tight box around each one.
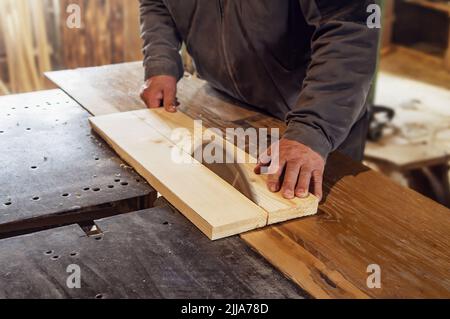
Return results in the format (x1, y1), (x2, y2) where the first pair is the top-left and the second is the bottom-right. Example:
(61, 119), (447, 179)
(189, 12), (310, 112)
(140, 75), (178, 112)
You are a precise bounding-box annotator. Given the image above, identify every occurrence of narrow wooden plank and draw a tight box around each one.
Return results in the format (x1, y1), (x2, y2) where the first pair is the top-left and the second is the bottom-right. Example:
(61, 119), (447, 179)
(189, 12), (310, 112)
(89, 112), (268, 240)
(241, 227), (369, 299)
(130, 108), (318, 224)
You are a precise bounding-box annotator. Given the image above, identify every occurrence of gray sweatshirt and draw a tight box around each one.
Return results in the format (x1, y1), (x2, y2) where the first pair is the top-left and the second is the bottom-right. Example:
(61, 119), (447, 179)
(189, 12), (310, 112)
(139, 0), (380, 160)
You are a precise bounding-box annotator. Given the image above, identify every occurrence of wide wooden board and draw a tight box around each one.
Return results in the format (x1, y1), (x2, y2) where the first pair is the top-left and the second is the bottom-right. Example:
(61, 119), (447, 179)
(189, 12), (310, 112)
(243, 154), (450, 298)
(90, 112), (268, 240)
(130, 108), (318, 224)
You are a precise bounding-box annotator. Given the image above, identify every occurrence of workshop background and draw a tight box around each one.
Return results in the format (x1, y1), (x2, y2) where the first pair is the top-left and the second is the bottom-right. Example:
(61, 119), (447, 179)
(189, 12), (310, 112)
(0, 0), (450, 207)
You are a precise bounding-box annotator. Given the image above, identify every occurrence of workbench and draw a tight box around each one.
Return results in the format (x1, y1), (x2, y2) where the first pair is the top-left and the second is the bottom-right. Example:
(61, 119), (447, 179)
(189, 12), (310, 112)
(0, 88), (308, 298)
(0, 62), (450, 298)
(366, 72), (450, 206)
(0, 201), (303, 298)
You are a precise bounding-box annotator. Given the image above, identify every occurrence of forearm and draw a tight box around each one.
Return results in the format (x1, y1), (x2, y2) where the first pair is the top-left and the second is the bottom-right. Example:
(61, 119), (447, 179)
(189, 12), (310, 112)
(140, 0), (183, 81)
(286, 0), (380, 159)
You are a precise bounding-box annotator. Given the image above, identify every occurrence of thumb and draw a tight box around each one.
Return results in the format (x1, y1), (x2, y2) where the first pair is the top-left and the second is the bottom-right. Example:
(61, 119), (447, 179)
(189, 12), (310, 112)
(142, 88), (164, 108)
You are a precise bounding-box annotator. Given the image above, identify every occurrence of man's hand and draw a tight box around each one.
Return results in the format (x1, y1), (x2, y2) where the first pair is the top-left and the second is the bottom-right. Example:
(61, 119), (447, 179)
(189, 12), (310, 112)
(140, 75), (178, 112)
(254, 138), (325, 200)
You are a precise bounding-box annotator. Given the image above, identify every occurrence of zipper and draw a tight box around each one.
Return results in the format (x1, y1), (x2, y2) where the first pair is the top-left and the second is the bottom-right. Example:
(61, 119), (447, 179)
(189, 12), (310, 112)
(218, 0), (245, 100)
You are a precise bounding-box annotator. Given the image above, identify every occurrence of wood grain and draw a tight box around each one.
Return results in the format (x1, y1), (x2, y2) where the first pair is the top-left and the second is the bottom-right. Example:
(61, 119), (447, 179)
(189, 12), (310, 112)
(129, 108), (319, 224)
(244, 154), (450, 298)
(59, 0), (142, 69)
(46, 64), (259, 124)
(48, 62), (450, 298)
(90, 111), (268, 240)
(241, 227), (369, 299)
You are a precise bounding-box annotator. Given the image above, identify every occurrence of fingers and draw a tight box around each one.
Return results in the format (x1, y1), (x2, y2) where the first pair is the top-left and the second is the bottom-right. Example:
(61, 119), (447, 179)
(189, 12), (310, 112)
(281, 161), (302, 199)
(140, 76), (178, 112)
(266, 157), (286, 193)
(254, 138), (327, 201)
(148, 89), (164, 108)
(281, 164), (323, 200)
(141, 85), (163, 108)
(295, 166), (312, 198)
(163, 85), (177, 113)
(312, 170), (324, 201)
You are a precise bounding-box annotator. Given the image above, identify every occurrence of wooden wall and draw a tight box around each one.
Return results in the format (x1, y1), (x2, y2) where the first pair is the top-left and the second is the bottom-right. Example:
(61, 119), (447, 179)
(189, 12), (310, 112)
(0, 0), (143, 94)
(58, 0), (142, 69)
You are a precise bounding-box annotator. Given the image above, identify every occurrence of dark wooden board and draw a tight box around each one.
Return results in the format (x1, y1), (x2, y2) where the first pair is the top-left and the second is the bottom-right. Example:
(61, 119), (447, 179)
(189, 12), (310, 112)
(243, 153), (450, 298)
(0, 205), (306, 299)
(46, 63), (259, 122)
(0, 90), (156, 235)
(46, 63), (450, 298)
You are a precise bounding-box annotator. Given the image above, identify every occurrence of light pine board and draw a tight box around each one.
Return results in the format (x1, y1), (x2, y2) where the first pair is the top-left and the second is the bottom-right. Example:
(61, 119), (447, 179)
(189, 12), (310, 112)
(130, 108), (319, 224)
(90, 109), (318, 239)
(89, 112), (268, 240)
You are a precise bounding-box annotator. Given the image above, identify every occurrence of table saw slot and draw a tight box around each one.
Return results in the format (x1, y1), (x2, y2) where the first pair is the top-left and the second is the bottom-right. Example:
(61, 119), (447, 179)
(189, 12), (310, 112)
(79, 221), (104, 238)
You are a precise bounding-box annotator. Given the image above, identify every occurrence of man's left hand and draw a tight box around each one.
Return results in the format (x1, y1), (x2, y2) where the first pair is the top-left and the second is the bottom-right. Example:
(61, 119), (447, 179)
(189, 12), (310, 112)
(254, 138), (325, 200)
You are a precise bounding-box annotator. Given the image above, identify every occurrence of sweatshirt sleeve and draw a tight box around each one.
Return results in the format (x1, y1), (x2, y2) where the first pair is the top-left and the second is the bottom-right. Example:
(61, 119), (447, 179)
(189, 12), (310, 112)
(284, 0), (380, 159)
(139, 0), (184, 81)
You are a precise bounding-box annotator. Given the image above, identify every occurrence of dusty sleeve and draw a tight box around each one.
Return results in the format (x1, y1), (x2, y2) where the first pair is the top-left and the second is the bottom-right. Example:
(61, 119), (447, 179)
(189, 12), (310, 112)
(284, 0), (380, 159)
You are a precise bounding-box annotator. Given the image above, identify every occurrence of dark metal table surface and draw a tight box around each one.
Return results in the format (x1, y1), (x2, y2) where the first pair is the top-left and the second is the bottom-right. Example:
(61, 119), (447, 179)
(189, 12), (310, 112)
(0, 204), (306, 299)
(0, 90), (156, 236)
